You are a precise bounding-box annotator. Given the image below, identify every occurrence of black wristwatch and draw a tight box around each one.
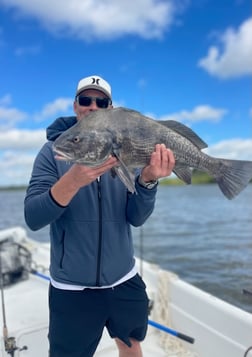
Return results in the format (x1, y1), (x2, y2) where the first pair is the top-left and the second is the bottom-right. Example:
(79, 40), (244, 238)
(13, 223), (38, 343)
(138, 175), (158, 189)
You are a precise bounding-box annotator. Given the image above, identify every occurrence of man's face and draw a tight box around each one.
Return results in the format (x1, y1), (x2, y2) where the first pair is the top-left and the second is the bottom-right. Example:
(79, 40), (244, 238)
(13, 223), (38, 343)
(74, 89), (112, 120)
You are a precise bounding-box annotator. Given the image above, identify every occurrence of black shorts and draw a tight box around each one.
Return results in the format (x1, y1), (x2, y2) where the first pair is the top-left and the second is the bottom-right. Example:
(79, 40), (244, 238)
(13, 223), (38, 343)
(48, 274), (149, 357)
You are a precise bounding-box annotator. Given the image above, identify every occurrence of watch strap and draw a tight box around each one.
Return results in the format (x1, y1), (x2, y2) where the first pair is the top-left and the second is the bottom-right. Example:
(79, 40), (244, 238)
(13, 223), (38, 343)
(138, 175), (158, 189)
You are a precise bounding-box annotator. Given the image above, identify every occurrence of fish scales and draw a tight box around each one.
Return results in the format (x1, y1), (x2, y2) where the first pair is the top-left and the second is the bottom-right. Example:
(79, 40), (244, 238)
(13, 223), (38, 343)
(53, 107), (252, 199)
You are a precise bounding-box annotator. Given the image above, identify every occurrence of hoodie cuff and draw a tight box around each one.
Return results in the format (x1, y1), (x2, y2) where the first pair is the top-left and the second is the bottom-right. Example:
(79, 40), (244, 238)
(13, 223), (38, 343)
(49, 188), (68, 208)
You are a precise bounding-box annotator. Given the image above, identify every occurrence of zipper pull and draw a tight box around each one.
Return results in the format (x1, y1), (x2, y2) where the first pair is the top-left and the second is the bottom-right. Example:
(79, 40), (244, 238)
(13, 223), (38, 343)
(97, 176), (101, 199)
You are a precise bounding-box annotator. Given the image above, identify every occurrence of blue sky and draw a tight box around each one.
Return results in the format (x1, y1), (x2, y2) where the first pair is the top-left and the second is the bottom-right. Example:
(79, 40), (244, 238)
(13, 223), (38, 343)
(0, 0), (251, 186)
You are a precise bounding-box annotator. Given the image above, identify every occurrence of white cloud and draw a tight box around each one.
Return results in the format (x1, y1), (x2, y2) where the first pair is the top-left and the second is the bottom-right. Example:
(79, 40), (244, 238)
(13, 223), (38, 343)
(0, 103), (28, 130)
(0, 94), (12, 106)
(34, 97), (73, 122)
(0, 128), (47, 187)
(158, 105), (227, 124)
(14, 45), (41, 57)
(198, 18), (252, 78)
(206, 139), (252, 161)
(0, 0), (181, 40)
(0, 151), (36, 186)
(0, 129), (46, 150)
(0, 95), (73, 127)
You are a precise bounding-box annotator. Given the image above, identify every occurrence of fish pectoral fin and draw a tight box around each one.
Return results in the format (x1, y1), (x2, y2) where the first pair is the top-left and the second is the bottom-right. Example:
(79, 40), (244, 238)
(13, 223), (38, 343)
(112, 153), (136, 193)
(115, 166), (137, 193)
(173, 166), (192, 184)
(114, 166), (136, 193)
(111, 143), (136, 192)
(110, 167), (117, 178)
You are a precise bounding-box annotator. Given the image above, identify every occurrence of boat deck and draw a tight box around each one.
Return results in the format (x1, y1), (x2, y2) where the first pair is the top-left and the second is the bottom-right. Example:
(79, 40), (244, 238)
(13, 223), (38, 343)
(0, 273), (195, 357)
(1, 227), (252, 357)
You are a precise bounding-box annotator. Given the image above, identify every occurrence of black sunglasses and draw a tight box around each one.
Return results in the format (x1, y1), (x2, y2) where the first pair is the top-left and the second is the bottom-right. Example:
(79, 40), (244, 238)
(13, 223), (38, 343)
(76, 96), (112, 109)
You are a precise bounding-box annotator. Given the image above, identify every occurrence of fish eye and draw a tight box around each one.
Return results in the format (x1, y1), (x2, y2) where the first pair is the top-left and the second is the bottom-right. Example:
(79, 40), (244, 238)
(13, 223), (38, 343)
(73, 136), (80, 143)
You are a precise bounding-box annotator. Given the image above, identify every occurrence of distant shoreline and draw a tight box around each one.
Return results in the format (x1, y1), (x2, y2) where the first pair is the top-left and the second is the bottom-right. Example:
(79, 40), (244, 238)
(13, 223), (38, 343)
(0, 186), (28, 191)
(0, 172), (251, 191)
(0, 175), (217, 191)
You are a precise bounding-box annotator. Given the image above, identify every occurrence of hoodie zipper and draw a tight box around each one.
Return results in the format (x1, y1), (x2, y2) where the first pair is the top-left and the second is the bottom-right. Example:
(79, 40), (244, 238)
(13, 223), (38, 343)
(96, 177), (102, 286)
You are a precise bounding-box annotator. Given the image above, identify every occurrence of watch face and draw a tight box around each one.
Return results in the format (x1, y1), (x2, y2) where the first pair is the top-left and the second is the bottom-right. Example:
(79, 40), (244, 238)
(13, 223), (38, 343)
(146, 181), (158, 189)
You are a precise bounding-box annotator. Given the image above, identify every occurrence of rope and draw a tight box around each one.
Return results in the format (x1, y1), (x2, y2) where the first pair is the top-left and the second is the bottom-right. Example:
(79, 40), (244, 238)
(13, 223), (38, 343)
(153, 270), (198, 357)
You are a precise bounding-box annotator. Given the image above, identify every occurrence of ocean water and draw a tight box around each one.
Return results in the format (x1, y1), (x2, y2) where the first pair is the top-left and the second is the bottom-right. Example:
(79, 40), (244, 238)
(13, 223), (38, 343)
(0, 184), (251, 313)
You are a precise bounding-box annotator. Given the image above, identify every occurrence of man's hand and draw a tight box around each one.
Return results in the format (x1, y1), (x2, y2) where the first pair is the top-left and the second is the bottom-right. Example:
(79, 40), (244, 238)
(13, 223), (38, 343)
(51, 156), (118, 206)
(69, 156), (118, 189)
(140, 144), (175, 182)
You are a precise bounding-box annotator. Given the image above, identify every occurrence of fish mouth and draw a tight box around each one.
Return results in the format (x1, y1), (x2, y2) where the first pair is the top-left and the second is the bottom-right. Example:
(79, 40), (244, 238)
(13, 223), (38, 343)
(53, 147), (74, 161)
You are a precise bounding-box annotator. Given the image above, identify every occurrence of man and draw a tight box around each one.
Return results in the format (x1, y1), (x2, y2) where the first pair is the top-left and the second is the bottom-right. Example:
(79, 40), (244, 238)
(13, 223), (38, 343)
(24, 75), (175, 357)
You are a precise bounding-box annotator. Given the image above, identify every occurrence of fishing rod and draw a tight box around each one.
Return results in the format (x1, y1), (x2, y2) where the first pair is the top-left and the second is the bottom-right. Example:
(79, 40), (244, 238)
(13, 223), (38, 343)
(148, 319), (194, 344)
(0, 244), (17, 356)
(0, 244), (27, 356)
(31, 269), (195, 344)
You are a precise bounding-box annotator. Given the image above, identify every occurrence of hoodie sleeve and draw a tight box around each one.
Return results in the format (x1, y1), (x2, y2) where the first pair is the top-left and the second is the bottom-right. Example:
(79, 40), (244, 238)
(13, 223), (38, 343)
(125, 178), (157, 227)
(24, 142), (67, 231)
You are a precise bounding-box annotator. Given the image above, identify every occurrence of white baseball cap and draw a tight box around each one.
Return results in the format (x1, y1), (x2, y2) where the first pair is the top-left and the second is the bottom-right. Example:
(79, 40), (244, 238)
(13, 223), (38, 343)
(76, 75), (112, 99)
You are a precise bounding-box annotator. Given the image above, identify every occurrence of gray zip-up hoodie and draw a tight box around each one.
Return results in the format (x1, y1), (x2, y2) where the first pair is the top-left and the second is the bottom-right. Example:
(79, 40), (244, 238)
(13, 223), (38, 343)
(24, 116), (157, 287)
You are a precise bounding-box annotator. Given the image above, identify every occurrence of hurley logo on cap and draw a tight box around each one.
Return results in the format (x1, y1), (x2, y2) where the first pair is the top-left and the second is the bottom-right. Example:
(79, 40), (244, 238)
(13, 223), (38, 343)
(76, 75), (112, 99)
(91, 77), (100, 85)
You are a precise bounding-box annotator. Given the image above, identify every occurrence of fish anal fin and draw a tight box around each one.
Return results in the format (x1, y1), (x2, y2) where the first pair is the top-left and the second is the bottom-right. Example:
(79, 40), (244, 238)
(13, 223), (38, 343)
(157, 120), (208, 150)
(173, 166), (192, 184)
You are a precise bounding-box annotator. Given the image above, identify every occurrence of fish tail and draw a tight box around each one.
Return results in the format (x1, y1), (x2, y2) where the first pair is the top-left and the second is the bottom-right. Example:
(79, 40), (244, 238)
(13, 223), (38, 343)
(213, 159), (252, 199)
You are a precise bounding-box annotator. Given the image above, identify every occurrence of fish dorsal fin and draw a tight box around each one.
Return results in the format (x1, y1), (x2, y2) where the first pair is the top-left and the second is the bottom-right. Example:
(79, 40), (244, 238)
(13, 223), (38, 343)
(157, 120), (208, 150)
